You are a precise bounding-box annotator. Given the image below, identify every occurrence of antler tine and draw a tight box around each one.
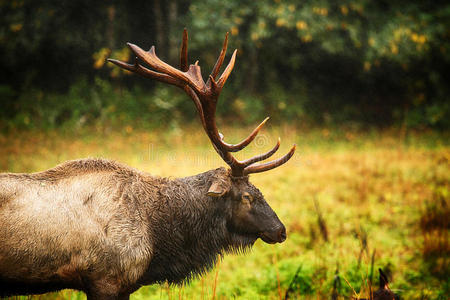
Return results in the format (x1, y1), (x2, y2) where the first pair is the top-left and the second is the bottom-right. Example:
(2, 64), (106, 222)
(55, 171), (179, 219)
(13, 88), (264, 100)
(217, 117), (269, 152)
(107, 58), (184, 88)
(207, 32), (229, 87)
(180, 29), (189, 72)
(239, 138), (281, 168)
(216, 49), (237, 89)
(127, 43), (204, 94)
(243, 144), (296, 175)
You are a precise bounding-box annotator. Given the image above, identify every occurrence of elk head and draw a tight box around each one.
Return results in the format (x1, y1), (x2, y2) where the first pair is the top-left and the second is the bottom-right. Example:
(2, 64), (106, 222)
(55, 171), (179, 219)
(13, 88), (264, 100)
(108, 29), (295, 244)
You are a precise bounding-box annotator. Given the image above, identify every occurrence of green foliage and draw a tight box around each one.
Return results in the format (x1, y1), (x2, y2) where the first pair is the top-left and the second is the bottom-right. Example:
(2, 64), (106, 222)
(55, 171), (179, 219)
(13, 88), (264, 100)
(187, 0), (450, 127)
(0, 78), (195, 131)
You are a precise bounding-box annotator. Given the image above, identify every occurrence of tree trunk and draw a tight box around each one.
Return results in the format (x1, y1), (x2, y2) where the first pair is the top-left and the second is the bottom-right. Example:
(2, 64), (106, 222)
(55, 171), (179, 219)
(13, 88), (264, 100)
(153, 0), (166, 59)
(168, 1), (179, 65)
(106, 5), (116, 49)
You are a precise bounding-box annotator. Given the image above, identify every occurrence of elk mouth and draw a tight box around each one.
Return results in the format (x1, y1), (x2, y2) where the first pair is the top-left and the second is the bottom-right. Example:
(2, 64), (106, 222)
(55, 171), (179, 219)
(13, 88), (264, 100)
(259, 226), (287, 244)
(229, 223), (287, 246)
(260, 233), (283, 244)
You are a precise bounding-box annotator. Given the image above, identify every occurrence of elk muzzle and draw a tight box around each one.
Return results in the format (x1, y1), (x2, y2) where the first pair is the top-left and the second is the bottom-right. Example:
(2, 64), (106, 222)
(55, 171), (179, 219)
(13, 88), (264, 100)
(260, 223), (287, 244)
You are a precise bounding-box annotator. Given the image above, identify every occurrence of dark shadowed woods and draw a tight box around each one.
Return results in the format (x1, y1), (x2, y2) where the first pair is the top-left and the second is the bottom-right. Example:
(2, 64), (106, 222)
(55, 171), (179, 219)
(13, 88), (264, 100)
(1, 0), (449, 131)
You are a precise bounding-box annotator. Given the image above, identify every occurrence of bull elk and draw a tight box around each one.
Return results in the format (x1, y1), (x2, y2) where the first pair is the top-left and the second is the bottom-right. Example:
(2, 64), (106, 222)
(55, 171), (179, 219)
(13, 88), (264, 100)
(0, 30), (295, 299)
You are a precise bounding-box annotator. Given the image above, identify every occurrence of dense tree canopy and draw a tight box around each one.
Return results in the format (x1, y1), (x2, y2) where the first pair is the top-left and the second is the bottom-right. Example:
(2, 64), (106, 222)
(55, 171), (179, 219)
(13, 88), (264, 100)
(1, 0), (449, 129)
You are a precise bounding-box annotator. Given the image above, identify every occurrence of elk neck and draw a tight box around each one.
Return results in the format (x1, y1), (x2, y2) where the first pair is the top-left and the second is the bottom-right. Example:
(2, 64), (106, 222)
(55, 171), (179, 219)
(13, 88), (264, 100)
(140, 168), (236, 285)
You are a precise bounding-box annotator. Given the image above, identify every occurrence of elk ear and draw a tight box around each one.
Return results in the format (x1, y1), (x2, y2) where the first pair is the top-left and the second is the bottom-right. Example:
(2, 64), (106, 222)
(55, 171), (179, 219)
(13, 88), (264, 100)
(207, 178), (231, 197)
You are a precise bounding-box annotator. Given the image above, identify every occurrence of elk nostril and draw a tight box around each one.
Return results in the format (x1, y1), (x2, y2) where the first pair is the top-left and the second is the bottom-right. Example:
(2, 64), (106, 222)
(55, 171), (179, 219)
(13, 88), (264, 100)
(278, 226), (287, 242)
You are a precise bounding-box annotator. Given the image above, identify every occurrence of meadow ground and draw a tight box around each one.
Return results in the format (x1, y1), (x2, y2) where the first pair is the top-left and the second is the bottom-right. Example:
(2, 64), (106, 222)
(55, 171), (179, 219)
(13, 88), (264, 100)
(1, 126), (448, 299)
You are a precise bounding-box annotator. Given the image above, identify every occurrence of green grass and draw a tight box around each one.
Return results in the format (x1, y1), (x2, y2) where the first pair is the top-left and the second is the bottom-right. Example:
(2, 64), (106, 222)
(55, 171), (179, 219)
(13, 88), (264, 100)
(1, 126), (448, 299)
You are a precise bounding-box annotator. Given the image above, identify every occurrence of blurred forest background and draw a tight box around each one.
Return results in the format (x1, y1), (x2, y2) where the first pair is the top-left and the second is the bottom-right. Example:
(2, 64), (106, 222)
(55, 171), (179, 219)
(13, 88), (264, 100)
(1, 0), (449, 131)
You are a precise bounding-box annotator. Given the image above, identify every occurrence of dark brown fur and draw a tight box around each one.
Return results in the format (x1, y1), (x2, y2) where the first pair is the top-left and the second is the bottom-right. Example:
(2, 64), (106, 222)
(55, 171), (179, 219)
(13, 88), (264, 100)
(0, 158), (285, 299)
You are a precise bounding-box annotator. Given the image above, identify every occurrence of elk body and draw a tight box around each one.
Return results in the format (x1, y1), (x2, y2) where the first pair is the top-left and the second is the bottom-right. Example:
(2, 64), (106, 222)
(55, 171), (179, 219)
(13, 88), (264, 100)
(0, 30), (295, 299)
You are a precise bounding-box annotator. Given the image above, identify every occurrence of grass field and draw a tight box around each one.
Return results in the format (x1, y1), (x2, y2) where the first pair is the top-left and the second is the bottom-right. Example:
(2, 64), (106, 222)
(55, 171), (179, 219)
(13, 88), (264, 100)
(1, 126), (448, 299)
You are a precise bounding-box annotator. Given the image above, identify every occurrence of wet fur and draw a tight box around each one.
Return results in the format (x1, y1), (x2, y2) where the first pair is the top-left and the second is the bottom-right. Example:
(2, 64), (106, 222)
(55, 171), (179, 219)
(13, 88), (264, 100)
(0, 158), (263, 299)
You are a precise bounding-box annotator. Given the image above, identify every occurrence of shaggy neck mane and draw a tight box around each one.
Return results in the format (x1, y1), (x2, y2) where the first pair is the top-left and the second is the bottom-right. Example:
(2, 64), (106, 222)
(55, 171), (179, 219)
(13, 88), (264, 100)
(140, 168), (253, 285)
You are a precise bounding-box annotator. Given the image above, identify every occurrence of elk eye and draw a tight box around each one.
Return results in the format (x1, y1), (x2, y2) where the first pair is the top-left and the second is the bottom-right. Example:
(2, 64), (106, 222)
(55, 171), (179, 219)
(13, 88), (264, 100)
(241, 193), (253, 203)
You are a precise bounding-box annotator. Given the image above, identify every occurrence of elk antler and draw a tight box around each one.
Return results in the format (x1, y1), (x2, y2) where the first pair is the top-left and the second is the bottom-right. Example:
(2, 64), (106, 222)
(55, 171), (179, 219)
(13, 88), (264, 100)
(108, 29), (296, 177)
